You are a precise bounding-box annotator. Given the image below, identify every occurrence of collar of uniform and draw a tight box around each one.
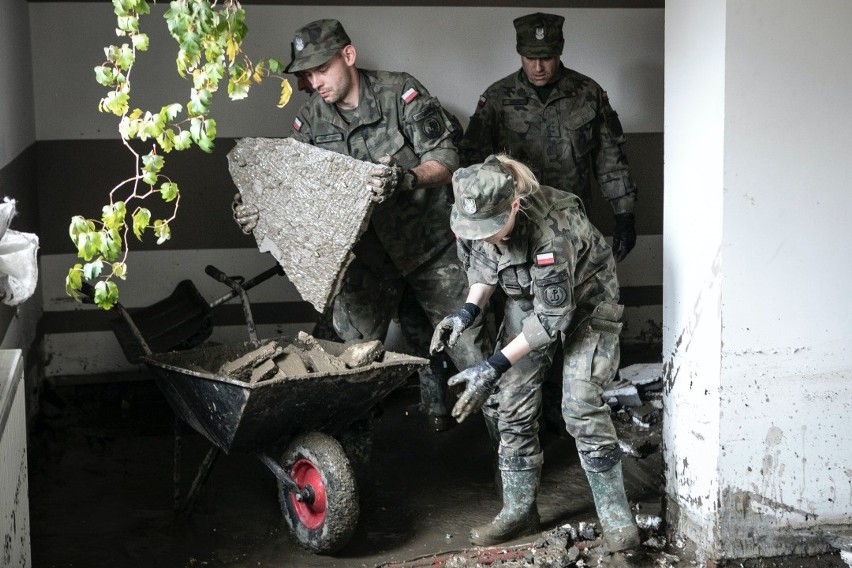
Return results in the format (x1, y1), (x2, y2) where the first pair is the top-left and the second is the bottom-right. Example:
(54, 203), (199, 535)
(355, 70), (382, 127)
(513, 65), (577, 105)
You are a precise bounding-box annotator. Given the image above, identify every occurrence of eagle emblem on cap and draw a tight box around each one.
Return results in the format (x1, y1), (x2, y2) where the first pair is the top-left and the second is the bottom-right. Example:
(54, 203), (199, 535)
(294, 37), (305, 51)
(462, 198), (477, 214)
(535, 27), (545, 40)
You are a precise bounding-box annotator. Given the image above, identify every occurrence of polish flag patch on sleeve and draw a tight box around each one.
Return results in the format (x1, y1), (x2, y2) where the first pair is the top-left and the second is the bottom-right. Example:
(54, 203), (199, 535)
(292, 117), (303, 132)
(535, 252), (555, 266)
(401, 87), (420, 104)
(477, 95), (487, 109)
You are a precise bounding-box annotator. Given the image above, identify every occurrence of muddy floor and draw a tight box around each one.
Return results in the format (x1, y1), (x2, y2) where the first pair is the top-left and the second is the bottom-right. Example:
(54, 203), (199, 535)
(27, 350), (845, 568)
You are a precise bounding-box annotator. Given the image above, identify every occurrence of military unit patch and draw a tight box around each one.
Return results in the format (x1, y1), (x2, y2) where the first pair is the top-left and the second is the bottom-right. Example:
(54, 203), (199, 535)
(401, 87), (420, 104)
(542, 284), (567, 307)
(421, 116), (443, 139)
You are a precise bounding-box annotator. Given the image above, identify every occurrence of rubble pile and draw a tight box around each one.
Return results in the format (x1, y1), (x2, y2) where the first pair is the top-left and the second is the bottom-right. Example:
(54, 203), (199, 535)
(604, 363), (664, 459)
(395, 517), (690, 568)
(217, 332), (385, 383)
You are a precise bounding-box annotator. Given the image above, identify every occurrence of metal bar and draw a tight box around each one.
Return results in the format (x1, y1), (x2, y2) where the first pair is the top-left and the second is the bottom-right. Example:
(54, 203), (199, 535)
(256, 453), (306, 500)
(208, 264), (283, 309)
(173, 415), (182, 511)
(205, 265), (259, 344)
(178, 446), (221, 516)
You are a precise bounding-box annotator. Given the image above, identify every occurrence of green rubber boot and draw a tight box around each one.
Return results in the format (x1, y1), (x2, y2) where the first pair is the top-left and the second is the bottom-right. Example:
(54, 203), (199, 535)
(470, 468), (541, 546)
(585, 462), (641, 552)
(483, 413), (502, 498)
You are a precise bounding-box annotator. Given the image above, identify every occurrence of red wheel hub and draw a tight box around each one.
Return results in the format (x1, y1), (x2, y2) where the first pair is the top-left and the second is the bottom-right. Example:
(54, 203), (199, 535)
(289, 458), (327, 530)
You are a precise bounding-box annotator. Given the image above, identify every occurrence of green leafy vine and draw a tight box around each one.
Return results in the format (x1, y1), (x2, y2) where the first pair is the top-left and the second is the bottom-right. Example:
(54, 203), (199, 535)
(66, 0), (291, 309)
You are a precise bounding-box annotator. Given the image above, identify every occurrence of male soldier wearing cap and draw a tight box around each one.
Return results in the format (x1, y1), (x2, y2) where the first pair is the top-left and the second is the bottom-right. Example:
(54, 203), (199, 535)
(459, 12), (639, 262)
(233, 19), (493, 431)
(430, 154), (640, 555)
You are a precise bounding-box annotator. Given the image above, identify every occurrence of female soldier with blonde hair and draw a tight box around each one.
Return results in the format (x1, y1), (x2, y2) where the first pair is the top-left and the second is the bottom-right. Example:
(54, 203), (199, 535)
(431, 154), (639, 553)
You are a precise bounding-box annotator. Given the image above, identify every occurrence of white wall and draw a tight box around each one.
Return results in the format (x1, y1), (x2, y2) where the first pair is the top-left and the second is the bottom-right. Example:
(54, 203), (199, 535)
(29, 5), (663, 139)
(0, 0), (35, 167)
(662, 0), (726, 550)
(665, 0), (852, 560)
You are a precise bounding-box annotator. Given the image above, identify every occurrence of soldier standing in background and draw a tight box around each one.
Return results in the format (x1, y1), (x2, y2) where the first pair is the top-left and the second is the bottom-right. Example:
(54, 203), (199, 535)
(459, 12), (638, 262)
(234, 19), (493, 431)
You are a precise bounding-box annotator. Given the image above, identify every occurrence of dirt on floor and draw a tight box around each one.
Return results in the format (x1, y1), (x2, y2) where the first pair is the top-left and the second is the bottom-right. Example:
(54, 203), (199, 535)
(27, 356), (846, 568)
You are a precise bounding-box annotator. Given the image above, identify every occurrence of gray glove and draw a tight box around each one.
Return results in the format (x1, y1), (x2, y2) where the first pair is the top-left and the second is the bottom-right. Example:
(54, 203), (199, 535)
(429, 302), (481, 355)
(232, 193), (259, 235)
(448, 353), (511, 423)
(367, 155), (417, 203)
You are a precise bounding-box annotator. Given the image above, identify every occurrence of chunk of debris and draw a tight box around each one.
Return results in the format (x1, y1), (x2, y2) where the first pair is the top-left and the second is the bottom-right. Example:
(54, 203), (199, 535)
(274, 347), (310, 377)
(603, 379), (642, 408)
(620, 362), (664, 396)
(339, 339), (385, 368)
(629, 403), (661, 426)
(297, 331), (348, 373)
(228, 138), (377, 313)
(218, 340), (283, 381)
(249, 358), (281, 384)
(636, 514), (663, 531)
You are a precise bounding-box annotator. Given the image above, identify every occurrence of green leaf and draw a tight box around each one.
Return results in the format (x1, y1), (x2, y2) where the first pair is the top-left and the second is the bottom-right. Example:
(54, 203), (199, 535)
(153, 220), (171, 245)
(267, 58), (285, 74)
(159, 182), (179, 203)
(65, 264), (83, 300)
(157, 128), (176, 153)
(116, 15), (139, 34)
(100, 228), (123, 261)
(227, 74), (250, 100)
(100, 91), (129, 116)
(101, 201), (126, 230)
(69, 216), (94, 240)
(131, 32), (149, 51)
(141, 153), (165, 173)
(94, 65), (116, 87)
(111, 262), (128, 280)
(132, 208), (151, 240)
(83, 258), (104, 280)
(160, 103), (182, 122)
(75, 232), (98, 262)
(174, 130), (192, 151)
(94, 280), (120, 310)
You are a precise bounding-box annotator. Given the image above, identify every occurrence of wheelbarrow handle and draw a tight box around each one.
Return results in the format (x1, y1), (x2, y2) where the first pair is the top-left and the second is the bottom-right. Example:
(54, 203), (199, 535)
(205, 264), (259, 345)
(208, 264), (284, 309)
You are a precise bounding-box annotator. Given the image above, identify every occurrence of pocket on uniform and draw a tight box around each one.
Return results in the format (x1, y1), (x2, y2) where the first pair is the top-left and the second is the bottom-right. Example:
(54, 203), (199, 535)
(564, 104), (597, 158)
(383, 130), (419, 168)
(503, 107), (532, 135)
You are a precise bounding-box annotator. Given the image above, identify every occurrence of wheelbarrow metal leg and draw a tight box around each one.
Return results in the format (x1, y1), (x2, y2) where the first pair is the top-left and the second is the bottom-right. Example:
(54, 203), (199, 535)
(173, 415), (182, 511)
(178, 446), (221, 516)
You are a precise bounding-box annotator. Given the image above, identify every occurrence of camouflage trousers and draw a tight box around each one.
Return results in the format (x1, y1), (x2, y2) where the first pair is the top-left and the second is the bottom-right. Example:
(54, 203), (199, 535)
(333, 240), (495, 413)
(483, 296), (622, 472)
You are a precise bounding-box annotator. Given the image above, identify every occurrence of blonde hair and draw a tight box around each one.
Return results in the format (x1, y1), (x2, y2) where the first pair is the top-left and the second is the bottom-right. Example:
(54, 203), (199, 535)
(493, 153), (539, 201)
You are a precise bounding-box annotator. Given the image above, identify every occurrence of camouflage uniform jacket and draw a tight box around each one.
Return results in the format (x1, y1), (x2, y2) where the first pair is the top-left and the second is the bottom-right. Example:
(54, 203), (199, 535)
(290, 69), (460, 275)
(460, 66), (637, 215)
(459, 185), (620, 350)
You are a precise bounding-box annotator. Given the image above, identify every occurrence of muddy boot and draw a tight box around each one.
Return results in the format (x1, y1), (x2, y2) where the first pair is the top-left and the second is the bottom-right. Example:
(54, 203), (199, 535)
(470, 467), (541, 546)
(419, 361), (453, 432)
(585, 462), (641, 552)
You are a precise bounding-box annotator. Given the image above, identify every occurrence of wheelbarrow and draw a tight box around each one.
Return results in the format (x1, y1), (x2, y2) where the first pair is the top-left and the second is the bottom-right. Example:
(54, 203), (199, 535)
(103, 265), (427, 554)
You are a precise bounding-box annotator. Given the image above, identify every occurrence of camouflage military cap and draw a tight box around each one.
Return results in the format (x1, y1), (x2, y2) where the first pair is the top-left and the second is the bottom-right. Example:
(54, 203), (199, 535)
(451, 156), (516, 240)
(513, 12), (565, 58)
(285, 19), (351, 73)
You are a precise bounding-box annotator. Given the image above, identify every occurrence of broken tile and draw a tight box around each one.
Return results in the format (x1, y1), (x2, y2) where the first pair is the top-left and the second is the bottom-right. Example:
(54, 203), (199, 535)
(603, 380), (642, 408)
(339, 340), (385, 368)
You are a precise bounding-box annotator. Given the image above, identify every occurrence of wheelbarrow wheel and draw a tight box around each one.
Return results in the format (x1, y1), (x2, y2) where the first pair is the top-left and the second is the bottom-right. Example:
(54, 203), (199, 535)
(279, 431), (360, 554)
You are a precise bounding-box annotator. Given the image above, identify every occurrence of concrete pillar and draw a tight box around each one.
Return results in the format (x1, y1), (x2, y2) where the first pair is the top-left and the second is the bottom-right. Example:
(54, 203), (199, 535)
(664, 0), (852, 561)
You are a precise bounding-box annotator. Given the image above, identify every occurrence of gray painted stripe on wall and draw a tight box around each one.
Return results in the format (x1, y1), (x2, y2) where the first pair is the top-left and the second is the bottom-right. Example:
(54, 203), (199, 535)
(36, 133), (663, 254)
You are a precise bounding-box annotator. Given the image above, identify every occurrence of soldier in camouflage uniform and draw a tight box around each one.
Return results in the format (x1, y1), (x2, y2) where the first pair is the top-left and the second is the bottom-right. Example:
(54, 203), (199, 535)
(235, 19), (492, 431)
(459, 12), (638, 262)
(430, 155), (639, 552)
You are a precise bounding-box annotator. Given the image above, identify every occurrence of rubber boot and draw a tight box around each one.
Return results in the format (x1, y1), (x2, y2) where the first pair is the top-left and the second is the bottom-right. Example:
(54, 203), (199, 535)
(585, 462), (641, 552)
(418, 361), (453, 432)
(470, 468), (541, 546)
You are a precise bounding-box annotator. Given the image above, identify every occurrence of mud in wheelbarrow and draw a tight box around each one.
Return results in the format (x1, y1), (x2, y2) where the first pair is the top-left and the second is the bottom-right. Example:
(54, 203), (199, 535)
(143, 333), (426, 554)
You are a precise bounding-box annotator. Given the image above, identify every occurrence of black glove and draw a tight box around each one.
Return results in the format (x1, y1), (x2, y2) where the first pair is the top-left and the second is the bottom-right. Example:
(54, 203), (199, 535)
(429, 302), (481, 355)
(367, 155), (417, 203)
(232, 193), (259, 235)
(612, 212), (636, 262)
(448, 353), (511, 423)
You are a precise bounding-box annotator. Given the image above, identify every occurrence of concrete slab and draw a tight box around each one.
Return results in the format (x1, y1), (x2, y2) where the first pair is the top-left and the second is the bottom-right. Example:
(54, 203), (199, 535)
(227, 138), (376, 312)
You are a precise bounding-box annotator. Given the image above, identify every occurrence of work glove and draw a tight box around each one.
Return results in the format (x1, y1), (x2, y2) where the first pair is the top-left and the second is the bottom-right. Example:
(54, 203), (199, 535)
(611, 212), (636, 262)
(367, 155), (417, 203)
(429, 302), (481, 355)
(232, 193), (259, 235)
(448, 353), (511, 423)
